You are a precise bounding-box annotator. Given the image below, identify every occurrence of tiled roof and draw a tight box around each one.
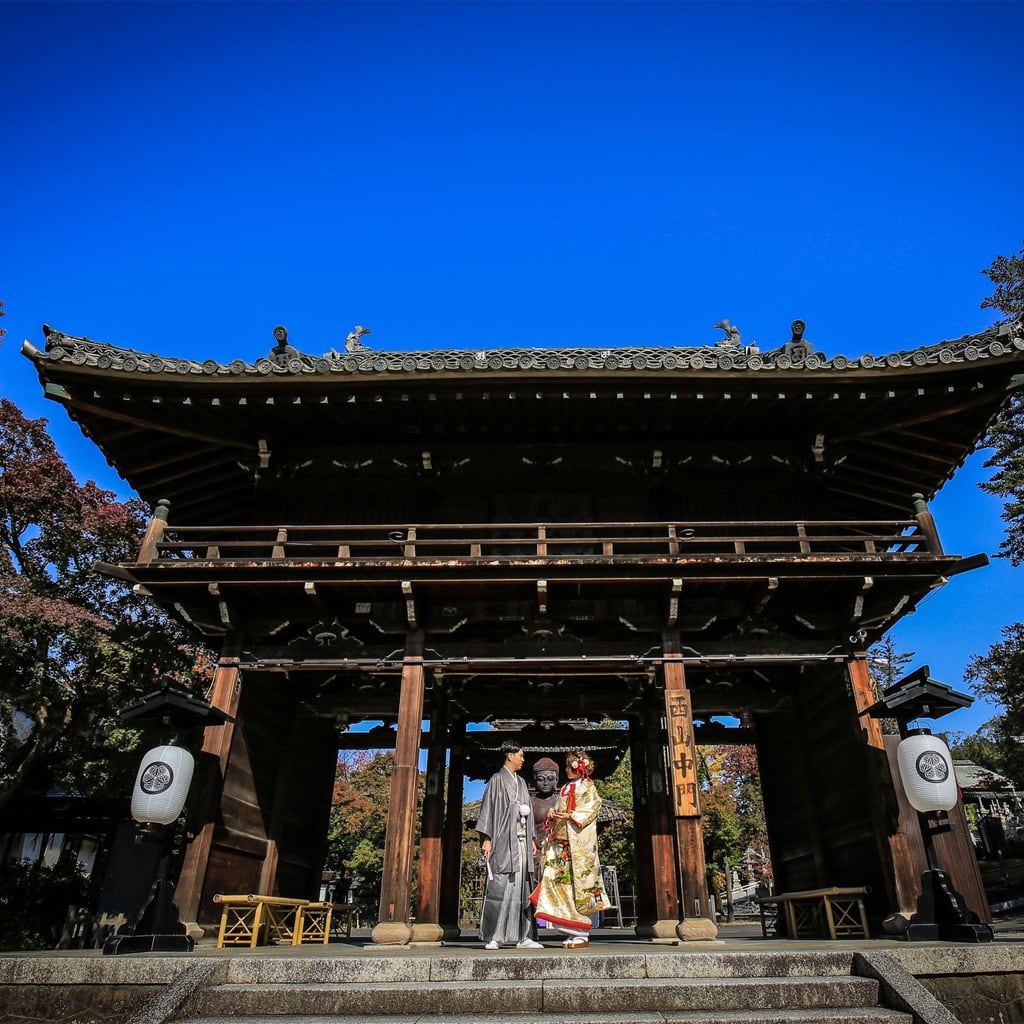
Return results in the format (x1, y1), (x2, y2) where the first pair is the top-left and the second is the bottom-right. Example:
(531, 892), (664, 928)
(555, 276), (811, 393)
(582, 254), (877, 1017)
(953, 760), (1021, 793)
(27, 319), (1024, 379)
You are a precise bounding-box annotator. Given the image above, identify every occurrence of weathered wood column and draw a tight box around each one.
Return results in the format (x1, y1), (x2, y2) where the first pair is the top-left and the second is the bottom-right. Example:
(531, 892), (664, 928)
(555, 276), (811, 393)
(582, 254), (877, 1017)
(439, 716), (466, 939)
(912, 493), (944, 556)
(372, 630), (426, 945)
(662, 632), (717, 941)
(790, 693), (830, 885)
(412, 700), (448, 943)
(137, 498), (170, 563)
(640, 679), (681, 940)
(176, 645), (243, 929)
(260, 702), (338, 900)
(847, 654), (918, 921)
(627, 714), (657, 931)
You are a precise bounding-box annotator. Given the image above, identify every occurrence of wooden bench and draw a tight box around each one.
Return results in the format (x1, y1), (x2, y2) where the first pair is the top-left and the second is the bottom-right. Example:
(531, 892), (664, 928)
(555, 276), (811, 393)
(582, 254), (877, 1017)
(756, 886), (870, 940)
(213, 894), (309, 948)
(294, 901), (354, 944)
(214, 894), (355, 947)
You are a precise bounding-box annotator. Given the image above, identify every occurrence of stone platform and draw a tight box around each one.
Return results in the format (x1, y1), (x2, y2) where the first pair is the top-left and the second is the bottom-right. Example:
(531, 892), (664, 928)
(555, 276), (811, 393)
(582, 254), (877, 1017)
(0, 921), (1021, 1024)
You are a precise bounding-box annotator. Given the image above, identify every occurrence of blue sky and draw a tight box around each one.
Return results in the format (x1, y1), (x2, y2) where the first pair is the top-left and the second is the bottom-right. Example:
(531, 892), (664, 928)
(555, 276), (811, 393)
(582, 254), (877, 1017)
(3, 0), (1024, 738)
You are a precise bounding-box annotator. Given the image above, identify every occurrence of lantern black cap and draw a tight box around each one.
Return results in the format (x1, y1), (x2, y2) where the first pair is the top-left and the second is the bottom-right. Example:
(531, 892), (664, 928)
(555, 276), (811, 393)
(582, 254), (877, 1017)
(863, 665), (972, 722)
(118, 684), (232, 729)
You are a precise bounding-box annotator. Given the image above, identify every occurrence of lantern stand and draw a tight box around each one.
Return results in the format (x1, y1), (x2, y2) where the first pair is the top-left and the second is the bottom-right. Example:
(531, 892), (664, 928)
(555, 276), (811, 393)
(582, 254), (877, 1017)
(102, 685), (230, 956)
(864, 666), (993, 943)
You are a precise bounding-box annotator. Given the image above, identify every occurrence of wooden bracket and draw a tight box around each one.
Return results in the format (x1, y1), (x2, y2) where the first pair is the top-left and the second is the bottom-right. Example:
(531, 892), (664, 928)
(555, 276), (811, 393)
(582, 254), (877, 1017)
(401, 581), (418, 630)
(206, 583), (235, 627)
(852, 576), (873, 621)
(753, 576), (780, 615)
(666, 578), (683, 628)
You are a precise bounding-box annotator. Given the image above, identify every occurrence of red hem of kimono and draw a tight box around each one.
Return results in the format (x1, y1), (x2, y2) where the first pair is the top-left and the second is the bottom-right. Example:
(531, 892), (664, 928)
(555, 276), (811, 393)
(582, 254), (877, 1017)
(532, 910), (593, 932)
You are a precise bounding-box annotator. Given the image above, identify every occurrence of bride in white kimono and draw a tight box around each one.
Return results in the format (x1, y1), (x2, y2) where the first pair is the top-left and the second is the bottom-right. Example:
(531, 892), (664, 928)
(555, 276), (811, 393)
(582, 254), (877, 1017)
(530, 749), (610, 948)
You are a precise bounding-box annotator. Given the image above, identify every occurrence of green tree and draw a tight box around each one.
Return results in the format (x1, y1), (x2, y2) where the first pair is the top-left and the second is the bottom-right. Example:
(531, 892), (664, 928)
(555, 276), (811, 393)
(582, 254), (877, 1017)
(958, 244), (1024, 744)
(324, 749), (425, 920)
(697, 743), (769, 921)
(959, 628), (1024, 787)
(0, 395), (209, 812)
(866, 635), (916, 734)
(594, 744), (635, 895)
(0, 860), (97, 951)
(944, 716), (1023, 789)
(978, 241), (1024, 564)
(867, 635), (916, 694)
(980, 240), (1024, 324)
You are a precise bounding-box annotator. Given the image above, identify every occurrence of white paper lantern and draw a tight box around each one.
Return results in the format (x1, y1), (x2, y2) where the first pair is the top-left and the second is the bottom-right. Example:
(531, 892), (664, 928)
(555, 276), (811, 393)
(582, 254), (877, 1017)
(896, 731), (958, 813)
(131, 745), (195, 825)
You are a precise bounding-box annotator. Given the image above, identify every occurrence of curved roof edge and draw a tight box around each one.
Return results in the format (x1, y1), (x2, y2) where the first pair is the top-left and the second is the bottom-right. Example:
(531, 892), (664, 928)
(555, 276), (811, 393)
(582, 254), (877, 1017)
(23, 320), (1024, 379)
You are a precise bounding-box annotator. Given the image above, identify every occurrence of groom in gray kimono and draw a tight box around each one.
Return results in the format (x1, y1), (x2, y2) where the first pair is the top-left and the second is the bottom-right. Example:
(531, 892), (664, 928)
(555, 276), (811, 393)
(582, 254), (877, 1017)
(476, 740), (544, 949)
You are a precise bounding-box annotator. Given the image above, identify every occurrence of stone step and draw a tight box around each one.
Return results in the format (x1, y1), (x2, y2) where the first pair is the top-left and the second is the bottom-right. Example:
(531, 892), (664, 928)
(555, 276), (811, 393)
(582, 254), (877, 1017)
(184, 1008), (913, 1024)
(218, 950), (859, 985)
(186, 975), (883, 1017)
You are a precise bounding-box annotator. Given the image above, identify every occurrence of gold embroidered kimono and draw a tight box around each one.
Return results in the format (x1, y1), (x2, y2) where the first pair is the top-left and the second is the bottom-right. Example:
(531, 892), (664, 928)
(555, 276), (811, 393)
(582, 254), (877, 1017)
(530, 776), (609, 933)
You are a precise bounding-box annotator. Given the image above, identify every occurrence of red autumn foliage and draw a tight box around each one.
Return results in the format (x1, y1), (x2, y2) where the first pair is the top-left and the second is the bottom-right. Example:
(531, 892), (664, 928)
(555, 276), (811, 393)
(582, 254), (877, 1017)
(0, 395), (209, 811)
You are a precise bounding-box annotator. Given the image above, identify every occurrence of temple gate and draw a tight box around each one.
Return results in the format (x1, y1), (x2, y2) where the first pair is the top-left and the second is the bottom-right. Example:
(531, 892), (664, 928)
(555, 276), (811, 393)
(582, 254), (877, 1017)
(23, 316), (1023, 942)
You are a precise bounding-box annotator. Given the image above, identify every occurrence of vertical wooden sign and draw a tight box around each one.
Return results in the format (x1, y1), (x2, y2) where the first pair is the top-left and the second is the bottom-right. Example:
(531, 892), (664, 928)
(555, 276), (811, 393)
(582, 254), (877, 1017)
(665, 675), (700, 817)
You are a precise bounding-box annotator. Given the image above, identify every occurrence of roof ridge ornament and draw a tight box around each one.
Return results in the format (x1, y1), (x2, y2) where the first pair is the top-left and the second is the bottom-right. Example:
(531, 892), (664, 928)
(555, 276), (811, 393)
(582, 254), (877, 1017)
(25, 318), (1024, 377)
(713, 319), (742, 348)
(344, 325), (372, 353)
(781, 318), (814, 366)
(269, 324), (300, 365)
(325, 325), (373, 359)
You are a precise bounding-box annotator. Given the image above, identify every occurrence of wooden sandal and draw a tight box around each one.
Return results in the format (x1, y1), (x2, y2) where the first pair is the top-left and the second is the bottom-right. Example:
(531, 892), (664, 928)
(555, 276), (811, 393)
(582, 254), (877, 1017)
(562, 935), (589, 948)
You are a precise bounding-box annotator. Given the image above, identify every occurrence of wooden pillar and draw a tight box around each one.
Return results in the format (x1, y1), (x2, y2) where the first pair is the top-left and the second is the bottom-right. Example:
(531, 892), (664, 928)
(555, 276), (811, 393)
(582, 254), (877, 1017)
(372, 631), (425, 945)
(641, 680), (681, 940)
(176, 647), (243, 928)
(137, 498), (170, 564)
(662, 632), (717, 941)
(259, 715), (299, 895)
(912, 493), (944, 556)
(627, 715), (657, 932)
(847, 654), (919, 919)
(256, 707), (337, 901)
(791, 692), (831, 886)
(439, 716), (466, 938)
(412, 698), (447, 943)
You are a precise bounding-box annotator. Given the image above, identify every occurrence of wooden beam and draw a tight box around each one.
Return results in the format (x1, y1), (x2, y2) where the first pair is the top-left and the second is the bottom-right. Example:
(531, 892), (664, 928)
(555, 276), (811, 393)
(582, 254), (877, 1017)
(373, 631), (426, 943)
(642, 684), (679, 935)
(662, 631), (715, 937)
(666, 578), (682, 628)
(413, 698), (447, 940)
(847, 656), (918, 916)
(852, 577), (873, 621)
(55, 395), (252, 450)
(439, 718), (466, 936)
(835, 391), (998, 442)
(401, 581), (418, 630)
(175, 649), (244, 925)
(628, 717), (657, 929)
(866, 437), (954, 467)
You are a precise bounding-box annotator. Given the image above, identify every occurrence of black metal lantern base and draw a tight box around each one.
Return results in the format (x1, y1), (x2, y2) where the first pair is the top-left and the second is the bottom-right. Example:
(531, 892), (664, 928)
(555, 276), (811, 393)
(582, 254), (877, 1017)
(904, 869), (993, 944)
(103, 933), (194, 954)
(102, 879), (194, 955)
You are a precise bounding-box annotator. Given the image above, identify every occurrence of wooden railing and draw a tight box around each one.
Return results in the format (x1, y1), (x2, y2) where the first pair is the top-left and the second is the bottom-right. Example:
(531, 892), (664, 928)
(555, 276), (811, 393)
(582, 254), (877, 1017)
(139, 519), (938, 565)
